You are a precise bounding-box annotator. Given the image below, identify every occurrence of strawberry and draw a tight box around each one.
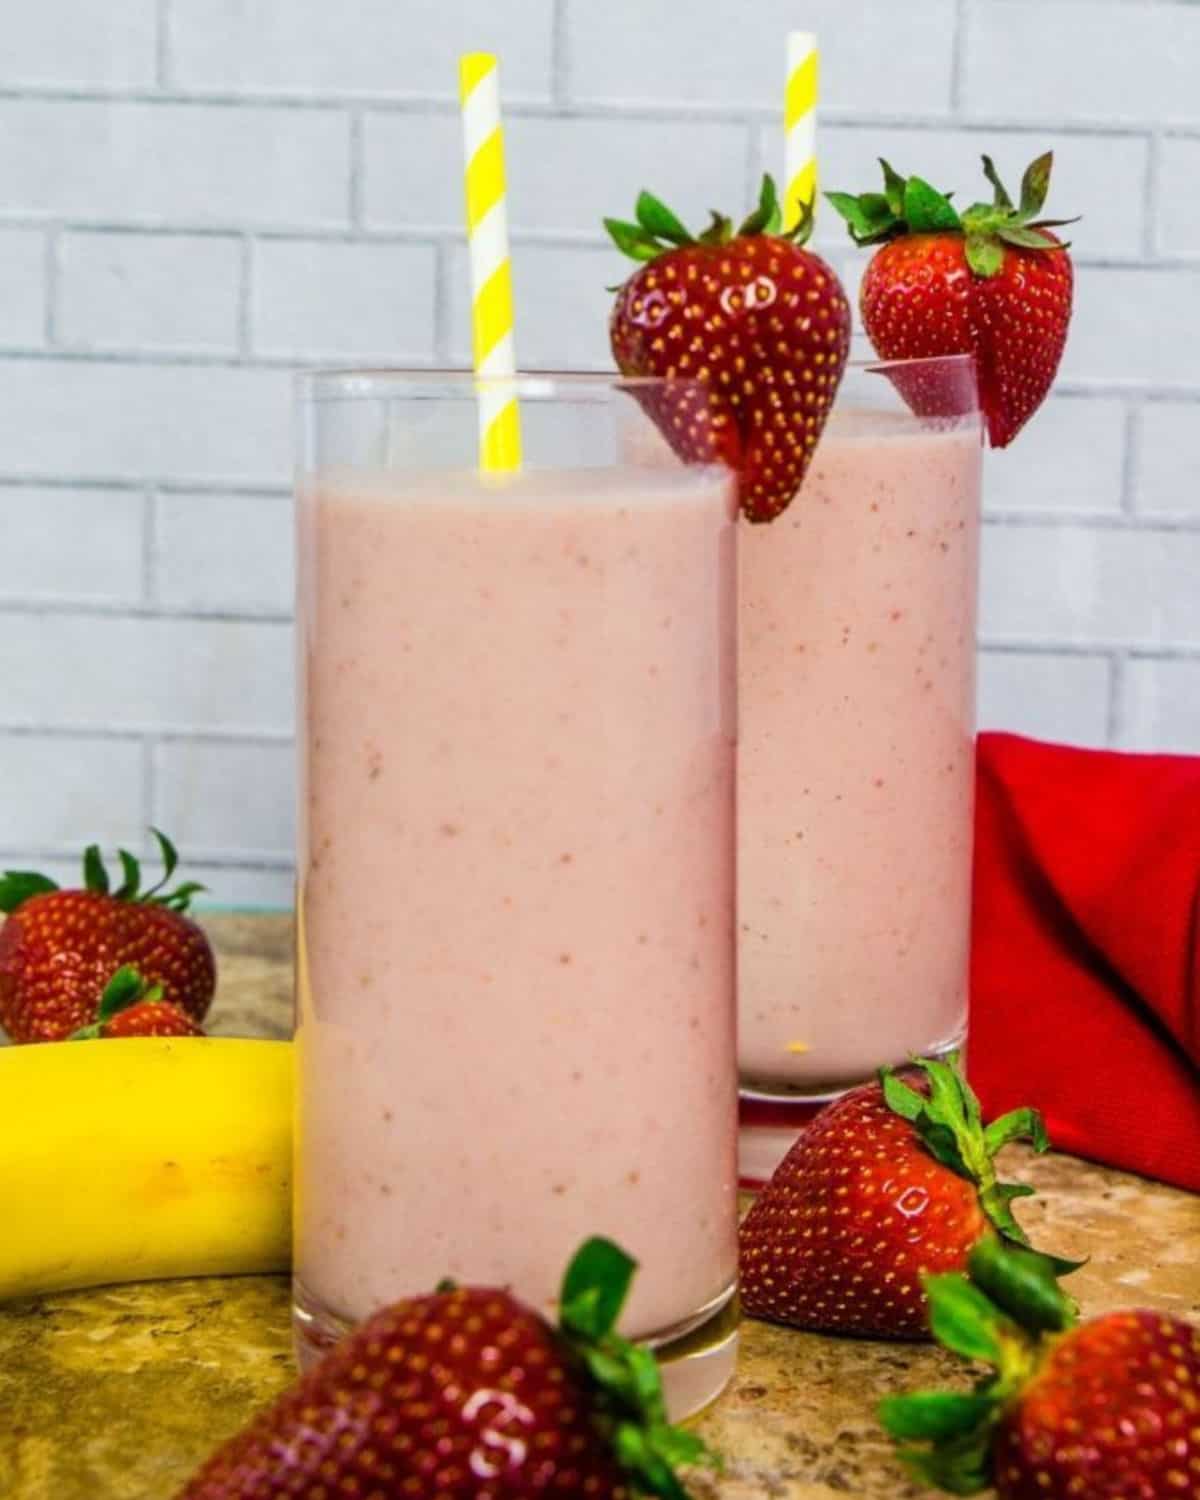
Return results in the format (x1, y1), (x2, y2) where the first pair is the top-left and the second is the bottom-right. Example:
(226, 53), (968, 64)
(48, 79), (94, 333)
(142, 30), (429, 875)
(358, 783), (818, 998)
(0, 830), (214, 1042)
(880, 1239), (1200, 1498)
(606, 175), (851, 522)
(738, 1053), (1079, 1338)
(177, 1237), (714, 1499)
(827, 152), (1075, 447)
(69, 965), (205, 1039)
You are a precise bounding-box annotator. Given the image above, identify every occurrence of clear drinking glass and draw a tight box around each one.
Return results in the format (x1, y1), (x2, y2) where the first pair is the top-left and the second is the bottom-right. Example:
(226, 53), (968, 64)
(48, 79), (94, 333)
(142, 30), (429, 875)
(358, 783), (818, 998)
(737, 354), (982, 1180)
(293, 371), (739, 1418)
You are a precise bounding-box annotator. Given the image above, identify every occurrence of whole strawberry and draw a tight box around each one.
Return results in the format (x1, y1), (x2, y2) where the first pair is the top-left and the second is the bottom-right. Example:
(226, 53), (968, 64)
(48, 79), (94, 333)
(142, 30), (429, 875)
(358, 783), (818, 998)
(880, 1241), (1200, 1498)
(738, 1053), (1078, 1337)
(607, 175), (851, 522)
(70, 965), (205, 1040)
(177, 1237), (713, 1499)
(827, 153), (1075, 446)
(0, 831), (214, 1042)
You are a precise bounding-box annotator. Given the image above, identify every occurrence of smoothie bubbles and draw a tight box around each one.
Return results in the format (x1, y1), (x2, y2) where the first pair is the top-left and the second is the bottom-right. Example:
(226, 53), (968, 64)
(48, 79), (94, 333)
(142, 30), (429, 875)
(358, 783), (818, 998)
(605, 46), (1075, 1185)
(292, 55), (740, 1422)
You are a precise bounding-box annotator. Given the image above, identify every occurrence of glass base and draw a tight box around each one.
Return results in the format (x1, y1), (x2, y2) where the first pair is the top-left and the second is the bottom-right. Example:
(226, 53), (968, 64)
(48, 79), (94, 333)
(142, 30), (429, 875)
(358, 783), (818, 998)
(292, 1277), (739, 1424)
(738, 1028), (967, 1187)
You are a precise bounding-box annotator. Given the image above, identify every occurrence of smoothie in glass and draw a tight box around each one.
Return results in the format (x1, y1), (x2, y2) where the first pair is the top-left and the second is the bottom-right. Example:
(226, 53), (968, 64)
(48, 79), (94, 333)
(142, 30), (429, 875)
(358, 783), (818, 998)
(293, 374), (739, 1417)
(738, 360), (982, 1107)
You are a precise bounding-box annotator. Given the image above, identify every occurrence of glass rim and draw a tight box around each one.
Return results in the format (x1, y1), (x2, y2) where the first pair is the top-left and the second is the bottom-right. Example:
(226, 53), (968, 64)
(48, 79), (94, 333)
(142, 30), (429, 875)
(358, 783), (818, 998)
(297, 355), (977, 404)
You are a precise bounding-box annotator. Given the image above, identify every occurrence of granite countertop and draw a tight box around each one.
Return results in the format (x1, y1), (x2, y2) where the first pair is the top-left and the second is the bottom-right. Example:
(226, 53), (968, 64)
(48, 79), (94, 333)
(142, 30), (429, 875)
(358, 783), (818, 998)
(2, 913), (1197, 1499)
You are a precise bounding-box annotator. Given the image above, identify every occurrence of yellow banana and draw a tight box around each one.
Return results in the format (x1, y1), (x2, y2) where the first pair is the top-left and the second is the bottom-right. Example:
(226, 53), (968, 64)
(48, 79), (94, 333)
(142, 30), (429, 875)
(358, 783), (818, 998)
(1, 1036), (292, 1300)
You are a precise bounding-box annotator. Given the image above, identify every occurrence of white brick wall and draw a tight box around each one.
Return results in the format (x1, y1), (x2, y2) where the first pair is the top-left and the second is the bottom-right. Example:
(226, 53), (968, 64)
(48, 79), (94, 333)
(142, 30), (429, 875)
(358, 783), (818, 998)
(0, 0), (1196, 908)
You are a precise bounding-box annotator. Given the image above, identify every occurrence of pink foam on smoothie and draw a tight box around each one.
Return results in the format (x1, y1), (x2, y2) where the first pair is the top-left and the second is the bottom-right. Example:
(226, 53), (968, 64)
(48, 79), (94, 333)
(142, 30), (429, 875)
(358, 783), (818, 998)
(738, 408), (982, 1094)
(296, 465), (738, 1338)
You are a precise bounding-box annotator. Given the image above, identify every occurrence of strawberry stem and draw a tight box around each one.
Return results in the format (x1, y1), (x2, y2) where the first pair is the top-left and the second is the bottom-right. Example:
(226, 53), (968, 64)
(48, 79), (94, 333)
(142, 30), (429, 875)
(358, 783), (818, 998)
(879, 1053), (1082, 1283)
(557, 1238), (719, 1498)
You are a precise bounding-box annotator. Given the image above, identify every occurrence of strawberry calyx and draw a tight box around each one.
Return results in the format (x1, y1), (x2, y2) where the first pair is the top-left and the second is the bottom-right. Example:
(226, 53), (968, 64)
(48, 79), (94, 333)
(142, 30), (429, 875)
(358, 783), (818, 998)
(0, 828), (205, 915)
(69, 965), (164, 1039)
(605, 173), (814, 264)
(880, 1054), (1083, 1280)
(556, 1237), (719, 1497)
(878, 1239), (1076, 1494)
(826, 152), (1077, 278)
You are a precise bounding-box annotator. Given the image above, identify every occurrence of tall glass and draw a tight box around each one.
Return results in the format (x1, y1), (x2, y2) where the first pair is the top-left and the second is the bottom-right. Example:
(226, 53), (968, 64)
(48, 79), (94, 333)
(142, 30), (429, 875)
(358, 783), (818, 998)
(293, 372), (739, 1417)
(737, 355), (982, 1180)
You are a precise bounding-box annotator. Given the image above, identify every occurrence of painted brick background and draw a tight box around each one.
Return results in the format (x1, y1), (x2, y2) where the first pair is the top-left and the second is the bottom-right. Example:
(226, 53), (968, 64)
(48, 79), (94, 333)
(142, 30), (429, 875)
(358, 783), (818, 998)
(1, 0), (1197, 907)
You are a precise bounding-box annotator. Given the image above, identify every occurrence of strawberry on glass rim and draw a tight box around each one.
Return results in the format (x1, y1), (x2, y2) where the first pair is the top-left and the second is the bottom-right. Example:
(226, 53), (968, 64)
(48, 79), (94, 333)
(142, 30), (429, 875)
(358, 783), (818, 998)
(606, 175), (851, 523)
(827, 152), (1075, 448)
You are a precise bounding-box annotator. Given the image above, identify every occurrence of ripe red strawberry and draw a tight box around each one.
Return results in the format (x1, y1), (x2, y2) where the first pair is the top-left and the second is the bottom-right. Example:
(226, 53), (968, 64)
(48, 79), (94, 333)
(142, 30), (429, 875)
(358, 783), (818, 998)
(827, 153), (1075, 447)
(69, 965), (205, 1039)
(606, 175), (851, 523)
(738, 1054), (1079, 1338)
(0, 830), (214, 1042)
(880, 1241), (1200, 1498)
(177, 1237), (714, 1499)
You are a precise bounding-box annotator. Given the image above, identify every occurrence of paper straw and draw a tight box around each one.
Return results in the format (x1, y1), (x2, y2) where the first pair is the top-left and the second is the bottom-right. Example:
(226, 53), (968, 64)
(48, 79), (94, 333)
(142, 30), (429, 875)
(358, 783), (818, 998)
(459, 52), (522, 473)
(784, 31), (819, 231)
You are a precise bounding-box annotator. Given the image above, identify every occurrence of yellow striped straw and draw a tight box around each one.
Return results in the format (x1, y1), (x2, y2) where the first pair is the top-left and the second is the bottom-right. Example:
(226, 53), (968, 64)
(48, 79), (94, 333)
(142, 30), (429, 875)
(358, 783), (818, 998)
(784, 31), (819, 232)
(459, 52), (522, 473)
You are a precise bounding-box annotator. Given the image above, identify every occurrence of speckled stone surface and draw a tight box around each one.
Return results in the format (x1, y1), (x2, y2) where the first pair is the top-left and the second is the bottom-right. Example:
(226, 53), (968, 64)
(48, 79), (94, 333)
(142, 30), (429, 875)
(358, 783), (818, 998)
(2, 913), (1197, 1499)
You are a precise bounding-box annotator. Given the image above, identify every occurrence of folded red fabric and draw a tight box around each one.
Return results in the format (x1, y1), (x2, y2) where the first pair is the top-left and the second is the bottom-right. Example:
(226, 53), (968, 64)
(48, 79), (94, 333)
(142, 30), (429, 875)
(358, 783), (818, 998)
(968, 731), (1200, 1193)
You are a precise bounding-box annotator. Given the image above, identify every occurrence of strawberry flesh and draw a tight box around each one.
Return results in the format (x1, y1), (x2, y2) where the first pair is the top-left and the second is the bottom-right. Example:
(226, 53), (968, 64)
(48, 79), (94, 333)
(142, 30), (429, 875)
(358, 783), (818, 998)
(102, 1000), (204, 1039)
(993, 1311), (1200, 1500)
(607, 179), (851, 523)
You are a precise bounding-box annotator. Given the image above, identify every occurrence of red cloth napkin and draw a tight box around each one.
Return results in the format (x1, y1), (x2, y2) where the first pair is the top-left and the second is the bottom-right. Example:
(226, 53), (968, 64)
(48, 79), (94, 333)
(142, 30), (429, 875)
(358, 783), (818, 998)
(968, 731), (1200, 1193)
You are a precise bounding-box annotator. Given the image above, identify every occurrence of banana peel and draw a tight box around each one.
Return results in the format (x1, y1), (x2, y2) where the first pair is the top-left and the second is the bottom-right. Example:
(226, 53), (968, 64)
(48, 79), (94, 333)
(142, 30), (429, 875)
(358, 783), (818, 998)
(0, 1036), (292, 1300)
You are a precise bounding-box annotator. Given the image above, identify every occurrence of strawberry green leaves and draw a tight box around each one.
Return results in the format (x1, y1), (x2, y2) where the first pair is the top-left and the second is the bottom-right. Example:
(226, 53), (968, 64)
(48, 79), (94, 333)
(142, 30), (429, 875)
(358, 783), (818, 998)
(828, 151), (1076, 278)
(557, 1237), (719, 1498)
(0, 870), (60, 912)
(69, 965), (165, 1040)
(605, 174), (814, 266)
(878, 1239), (1081, 1497)
(879, 1052), (1080, 1295)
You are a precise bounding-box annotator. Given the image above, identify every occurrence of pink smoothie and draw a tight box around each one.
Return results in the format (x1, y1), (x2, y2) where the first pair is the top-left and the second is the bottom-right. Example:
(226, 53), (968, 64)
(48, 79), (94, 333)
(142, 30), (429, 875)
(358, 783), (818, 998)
(295, 465), (738, 1343)
(738, 409), (981, 1096)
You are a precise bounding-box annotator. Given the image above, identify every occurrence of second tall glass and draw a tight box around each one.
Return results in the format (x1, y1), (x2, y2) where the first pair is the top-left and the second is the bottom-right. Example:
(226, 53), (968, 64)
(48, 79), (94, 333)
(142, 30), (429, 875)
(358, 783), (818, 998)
(293, 372), (739, 1418)
(738, 354), (982, 1170)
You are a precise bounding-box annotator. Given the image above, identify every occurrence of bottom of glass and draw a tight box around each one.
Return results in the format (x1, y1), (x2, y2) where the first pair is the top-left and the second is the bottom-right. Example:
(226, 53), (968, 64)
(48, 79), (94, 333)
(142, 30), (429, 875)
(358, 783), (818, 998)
(738, 1028), (967, 1187)
(292, 1276), (739, 1425)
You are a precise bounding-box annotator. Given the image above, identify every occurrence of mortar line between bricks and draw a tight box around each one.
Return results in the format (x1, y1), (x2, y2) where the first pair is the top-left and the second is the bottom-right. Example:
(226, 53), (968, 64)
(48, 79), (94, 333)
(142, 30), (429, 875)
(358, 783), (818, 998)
(1119, 404), (1141, 515)
(0, 475), (290, 496)
(238, 235), (255, 358)
(983, 508), (1200, 533)
(950, 0), (970, 113)
(155, 0), (173, 90)
(1105, 651), (1128, 747)
(980, 641), (1200, 661)
(0, 599), (293, 623)
(432, 242), (450, 364)
(4, 214), (1198, 268)
(1142, 130), (1162, 259)
(142, 735), (158, 833)
(142, 485), (158, 606)
(551, 0), (570, 108)
(0, 843), (294, 871)
(348, 109), (365, 228)
(0, 725), (293, 746)
(3, 84), (1200, 137)
(42, 224), (59, 345)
